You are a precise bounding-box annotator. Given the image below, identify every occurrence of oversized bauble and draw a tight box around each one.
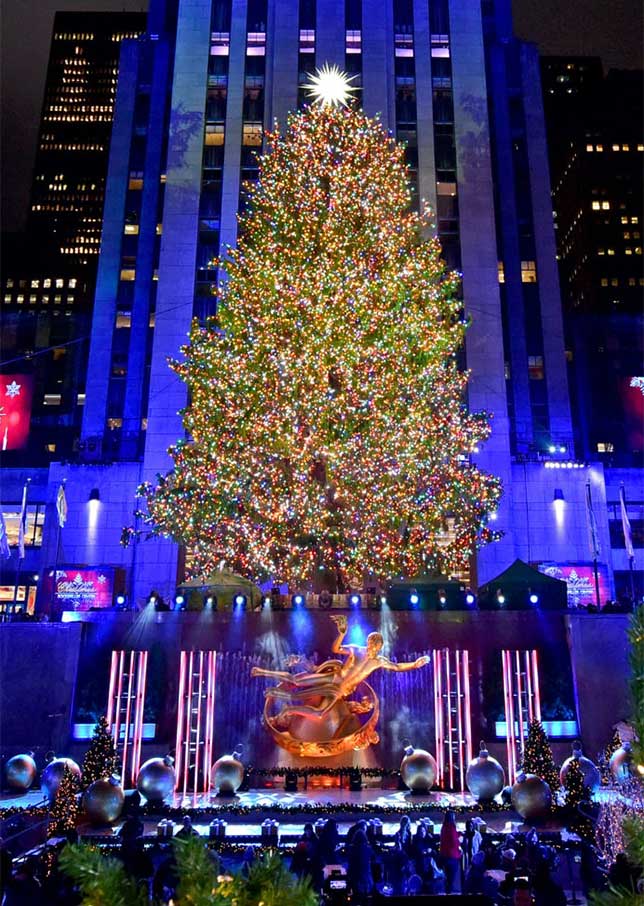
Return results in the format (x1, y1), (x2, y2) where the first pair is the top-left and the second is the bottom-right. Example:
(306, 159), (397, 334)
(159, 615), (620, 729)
(5, 754), (37, 792)
(466, 742), (505, 801)
(609, 743), (633, 783)
(400, 745), (438, 793)
(560, 745), (600, 792)
(211, 753), (244, 795)
(136, 757), (176, 802)
(83, 778), (125, 825)
(511, 773), (552, 822)
(41, 757), (82, 802)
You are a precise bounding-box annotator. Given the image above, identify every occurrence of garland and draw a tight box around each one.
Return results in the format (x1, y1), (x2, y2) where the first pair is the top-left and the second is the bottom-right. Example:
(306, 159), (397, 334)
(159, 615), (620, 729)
(140, 799), (511, 820)
(0, 805), (49, 821)
(247, 766), (399, 778)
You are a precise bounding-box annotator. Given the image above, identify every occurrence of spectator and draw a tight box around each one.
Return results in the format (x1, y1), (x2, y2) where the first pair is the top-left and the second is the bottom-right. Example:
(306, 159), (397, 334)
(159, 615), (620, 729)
(317, 818), (339, 864)
(532, 861), (567, 906)
(346, 829), (374, 901)
(439, 810), (461, 893)
(386, 834), (412, 895)
(397, 815), (413, 853)
(175, 815), (199, 839)
(411, 822), (431, 877)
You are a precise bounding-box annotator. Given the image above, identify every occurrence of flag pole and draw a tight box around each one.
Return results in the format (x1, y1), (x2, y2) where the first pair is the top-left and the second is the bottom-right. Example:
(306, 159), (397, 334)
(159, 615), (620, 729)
(52, 479), (67, 616)
(620, 483), (636, 603)
(14, 478), (31, 611)
(586, 480), (601, 609)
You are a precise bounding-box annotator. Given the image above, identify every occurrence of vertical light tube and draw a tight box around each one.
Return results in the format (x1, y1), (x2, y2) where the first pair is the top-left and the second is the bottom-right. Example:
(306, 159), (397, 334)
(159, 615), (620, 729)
(514, 650), (524, 747)
(531, 650), (542, 721)
(121, 651), (136, 784)
(193, 651), (204, 803)
(114, 650), (125, 785)
(445, 648), (454, 790)
(524, 650), (534, 723)
(455, 650), (464, 791)
(106, 650), (118, 730)
(463, 649), (473, 767)
(174, 651), (187, 789)
(433, 651), (441, 785)
(132, 650), (148, 782)
(501, 650), (514, 782)
(182, 651), (193, 799)
(203, 651), (216, 793)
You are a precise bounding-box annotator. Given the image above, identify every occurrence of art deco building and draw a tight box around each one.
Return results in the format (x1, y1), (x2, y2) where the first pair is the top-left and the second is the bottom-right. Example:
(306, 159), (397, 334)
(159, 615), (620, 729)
(5, 0), (640, 608)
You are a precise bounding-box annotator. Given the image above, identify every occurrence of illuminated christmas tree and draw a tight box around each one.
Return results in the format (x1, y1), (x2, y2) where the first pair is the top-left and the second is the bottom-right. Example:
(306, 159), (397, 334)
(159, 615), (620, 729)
(521, 719), (560, 795)
(137, 71), (501, 590)
(48, 764), (80, 838)
(82, 716), (119, 788)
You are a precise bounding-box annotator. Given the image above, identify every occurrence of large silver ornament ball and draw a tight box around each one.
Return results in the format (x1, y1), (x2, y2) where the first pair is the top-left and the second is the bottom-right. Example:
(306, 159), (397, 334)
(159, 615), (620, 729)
(136, 757), (176, 802)
(609, 744), (633, 783)
(560, 746), (601, 793)
(83, 778), (125, 825)
(511, 773), (552, 822)
(466, 743), (505, 801)
(41, 757), (82, 802)
(211, 753), (244, 795)
(400, 746), (438, 793)
(5, 754), (37, 792)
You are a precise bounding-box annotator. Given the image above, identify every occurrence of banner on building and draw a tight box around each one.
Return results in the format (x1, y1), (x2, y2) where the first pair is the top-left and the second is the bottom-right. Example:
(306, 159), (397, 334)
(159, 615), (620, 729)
(537, 562), (610, 608)
(0, 374), (34, 451)
(54, 567), (115, 610)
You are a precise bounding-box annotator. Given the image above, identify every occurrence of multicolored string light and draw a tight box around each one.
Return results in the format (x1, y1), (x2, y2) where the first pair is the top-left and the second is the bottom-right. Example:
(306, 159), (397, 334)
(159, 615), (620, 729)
(137, 102), (502, 588)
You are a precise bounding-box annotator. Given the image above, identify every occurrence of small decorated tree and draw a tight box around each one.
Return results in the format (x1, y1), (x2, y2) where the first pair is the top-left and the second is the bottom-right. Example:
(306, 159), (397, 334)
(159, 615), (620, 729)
(48, 764), (80, 838)
(600, 730), (622, 785)
(82, 716), (119, 788)
(521, 719), (560, 794)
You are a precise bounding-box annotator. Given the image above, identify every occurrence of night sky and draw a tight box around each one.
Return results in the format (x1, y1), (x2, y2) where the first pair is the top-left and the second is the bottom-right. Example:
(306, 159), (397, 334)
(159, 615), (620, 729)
(1, 0), (642, 233)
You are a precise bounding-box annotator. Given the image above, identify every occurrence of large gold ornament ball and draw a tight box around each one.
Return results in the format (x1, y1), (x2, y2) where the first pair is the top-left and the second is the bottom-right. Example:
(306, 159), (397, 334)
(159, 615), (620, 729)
(136, 757), (176, 802)
(83, 778), (125, 825)
(41, 757), (82, 802)
(609, 744), (633, 783)
(5, 754), (37, 792)
(212, 753), (244, 795)
(400, 747), (438, 793)
(511, 773), (552, 821)
(560, 747), (600, 792)
(466, 744), (505, 801)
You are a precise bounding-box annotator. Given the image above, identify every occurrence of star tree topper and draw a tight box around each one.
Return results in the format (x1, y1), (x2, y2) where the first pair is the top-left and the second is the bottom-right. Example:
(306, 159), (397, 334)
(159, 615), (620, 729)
(304, 64), (358, 108)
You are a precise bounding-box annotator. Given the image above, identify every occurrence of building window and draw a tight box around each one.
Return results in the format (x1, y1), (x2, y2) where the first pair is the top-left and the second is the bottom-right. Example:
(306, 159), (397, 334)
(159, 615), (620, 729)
(497, 262), (505, 284)
(44, 393), (62, 406)
(586, 144), (594, 151)
(521, 261), (537, 283)
(601, 201), (610, 210)
(528, 355), (544, 379)
(77, 393), (86, 405)
(128, 172), (144, 190)
(116, 312), (131, 328)
(592, 201), (601, 210)
(0, 504), (45, 548)
(597, 442), (614, 453)
(120, 269), (136, 281)
(205, 124), (224, 146)
(124, 224), (139, 235)
(242, 122), (263, 146)
(600, 278), (608, 286)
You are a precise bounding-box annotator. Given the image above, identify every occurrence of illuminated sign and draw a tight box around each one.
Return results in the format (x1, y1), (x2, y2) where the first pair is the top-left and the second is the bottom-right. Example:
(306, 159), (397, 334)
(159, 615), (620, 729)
(54, 567), (114, 610)
(537, 562), (610, 608)
(0, 374), (34, 450)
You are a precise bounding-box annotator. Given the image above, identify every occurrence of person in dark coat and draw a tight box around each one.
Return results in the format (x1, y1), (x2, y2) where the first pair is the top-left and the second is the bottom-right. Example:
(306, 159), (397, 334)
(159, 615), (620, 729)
(346, 829), (374, 901)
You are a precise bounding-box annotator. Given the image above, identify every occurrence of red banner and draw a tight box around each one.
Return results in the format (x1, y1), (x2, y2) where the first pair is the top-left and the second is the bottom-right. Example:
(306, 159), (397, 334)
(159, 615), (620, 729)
(54, 567), (115, 610)
(0, 374), (34, 450)
(538, 562), (610, 608)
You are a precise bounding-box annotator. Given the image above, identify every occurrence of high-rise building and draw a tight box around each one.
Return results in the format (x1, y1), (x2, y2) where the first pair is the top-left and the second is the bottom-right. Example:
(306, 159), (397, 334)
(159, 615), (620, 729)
(3, 0), (641, 609)
(0, 12), (146, 465)
(541, 58), (643, 469)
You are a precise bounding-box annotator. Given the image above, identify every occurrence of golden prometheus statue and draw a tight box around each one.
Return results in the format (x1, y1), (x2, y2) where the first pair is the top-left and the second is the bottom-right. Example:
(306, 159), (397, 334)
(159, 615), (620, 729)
(251, 614), (430, 758)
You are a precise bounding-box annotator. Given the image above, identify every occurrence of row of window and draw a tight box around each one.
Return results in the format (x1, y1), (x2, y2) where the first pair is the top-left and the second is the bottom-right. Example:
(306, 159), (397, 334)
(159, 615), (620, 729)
(600, 277), (644, 287)
(0, 505), (45, 548)
(598, 247), (642, 256)
(3, 294), (76, 305)
(497, 261), (538, 283)
(5, 278), (77, 289)
(586, 143), (644, 153)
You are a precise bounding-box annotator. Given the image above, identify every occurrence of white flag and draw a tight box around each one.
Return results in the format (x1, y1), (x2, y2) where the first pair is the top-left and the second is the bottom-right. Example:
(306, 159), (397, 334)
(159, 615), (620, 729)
(17, 482), (28, 560)
(585, 481), (601, 560)
(619, 484), (635, 560)
(56, 483), (68, 528)
(0, 510), (11, 559)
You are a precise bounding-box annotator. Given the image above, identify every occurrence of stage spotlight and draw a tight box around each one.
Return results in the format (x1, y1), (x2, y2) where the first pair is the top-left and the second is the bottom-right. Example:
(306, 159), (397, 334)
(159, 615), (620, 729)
(465, 592), (475, 606)
(548, 445), (556, 454)
(206, 595), (217, 610)
(148, 593), (157, 606)
(116, 594), (126, 606)
(175, 594), (185, 609)
(349, 593), (361, 609)
(529, 593), (539, 605)
(497, 591), (506, 605)
(380, 594), (388, 607)
(409, 590), (419, 607)
(33, 574), (40, 582)
(262, 596), (271, 609)
(438, 589), (447, 607)
(318, 589), (332, 610)
(234, 594), (247, 610)
(291, 593), (305, 609)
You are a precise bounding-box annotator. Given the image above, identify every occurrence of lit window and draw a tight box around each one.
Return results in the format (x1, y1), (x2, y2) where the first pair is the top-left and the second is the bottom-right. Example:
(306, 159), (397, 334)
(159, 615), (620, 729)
(586, 144), (594, 152)
(120, 269), (136, 281)
(591, 201), (600, 210)
(625, 248), (632, 255)
(128, 177), (143, 190)
(116, 312), (131, 328)
(16, 294), (24, 304)
(611, 278), (618, 286)
(612, 144), (620, 151)
(107, 418), (123, 429)
(205, 124), (225, 146)
(600, 278), (608, 286)
(622, 144), (629, 151)
(601, 201), (610, 210)
(43, 393), (62, 406)
(29, 294), (37, 303)
(77, 393), (86, 405)
(607, 248), (615, 256)
(54, 295), (62, 303)
(632, 217), (639, 224)
(628, 278), (636, 286)
(242, 122), (263, 146)
(46, 444), (56, 453)
(597, 248), (605, 256)
(3, 294), (11, 303)
(528, 355), (544, 379)
(621, 216), (629, 224)
(0, 504), (45, 548)
(43, 278), (51, 288)
(596, 144), (603, 151)
(521, 260), (537, 283)
(30, 279), (39, 288)
(636, 247), (642, 255)
(124, 223), (139, 235)
(437, 182), (457, 196)
(56, 278), (64, 288)
(497, 262), (505, 284)
(6, 279), (14, 288)
(596, 442), (614, 452)
(156, 223), (162, 235)
(149, 313), (156, 327)
(69, 278), (77, 288)
(42, 295), (49, 304)
(624, 232), (631, 239)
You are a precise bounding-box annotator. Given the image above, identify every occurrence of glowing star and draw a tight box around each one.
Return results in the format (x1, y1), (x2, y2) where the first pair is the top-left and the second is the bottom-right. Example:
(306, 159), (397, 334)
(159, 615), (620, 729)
(97, 574), (107, 584)
(5, 380), (21, 398)
(630, 376), (644, 395)
(304, 64), (358, 108)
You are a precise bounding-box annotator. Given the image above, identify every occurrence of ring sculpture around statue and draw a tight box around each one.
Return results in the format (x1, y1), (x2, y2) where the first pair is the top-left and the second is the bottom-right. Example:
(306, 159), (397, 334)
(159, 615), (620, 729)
(252, 613), (429, 758)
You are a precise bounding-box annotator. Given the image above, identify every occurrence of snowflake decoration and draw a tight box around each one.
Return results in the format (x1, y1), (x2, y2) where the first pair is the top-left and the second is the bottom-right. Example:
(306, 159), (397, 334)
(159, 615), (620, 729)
(629, 376), (644, 395)
(97, 574), (107, 584)
(5, 381), (21, 398)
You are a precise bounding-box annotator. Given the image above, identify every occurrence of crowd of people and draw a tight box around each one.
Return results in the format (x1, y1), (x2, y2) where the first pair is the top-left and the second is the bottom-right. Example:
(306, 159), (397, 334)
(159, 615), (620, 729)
(1, 808), (642, 905)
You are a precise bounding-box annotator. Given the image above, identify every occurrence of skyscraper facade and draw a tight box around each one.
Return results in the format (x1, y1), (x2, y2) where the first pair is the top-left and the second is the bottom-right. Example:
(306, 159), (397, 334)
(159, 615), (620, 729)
(6, 0), (640, 608)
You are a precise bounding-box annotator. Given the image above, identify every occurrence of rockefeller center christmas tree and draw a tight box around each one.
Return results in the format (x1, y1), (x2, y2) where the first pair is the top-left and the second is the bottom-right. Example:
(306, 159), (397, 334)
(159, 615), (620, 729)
(138, 71), (501, 589)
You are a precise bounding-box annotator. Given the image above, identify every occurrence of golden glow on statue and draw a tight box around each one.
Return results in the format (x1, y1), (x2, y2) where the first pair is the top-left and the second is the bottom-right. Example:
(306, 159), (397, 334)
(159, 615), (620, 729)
(251, 615), (430, 757)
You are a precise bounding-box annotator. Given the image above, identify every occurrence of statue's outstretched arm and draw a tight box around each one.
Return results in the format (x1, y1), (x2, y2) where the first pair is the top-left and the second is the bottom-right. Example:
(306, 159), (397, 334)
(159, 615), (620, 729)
(381, 655), (430, 672)
(330, 614), (350, 655)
